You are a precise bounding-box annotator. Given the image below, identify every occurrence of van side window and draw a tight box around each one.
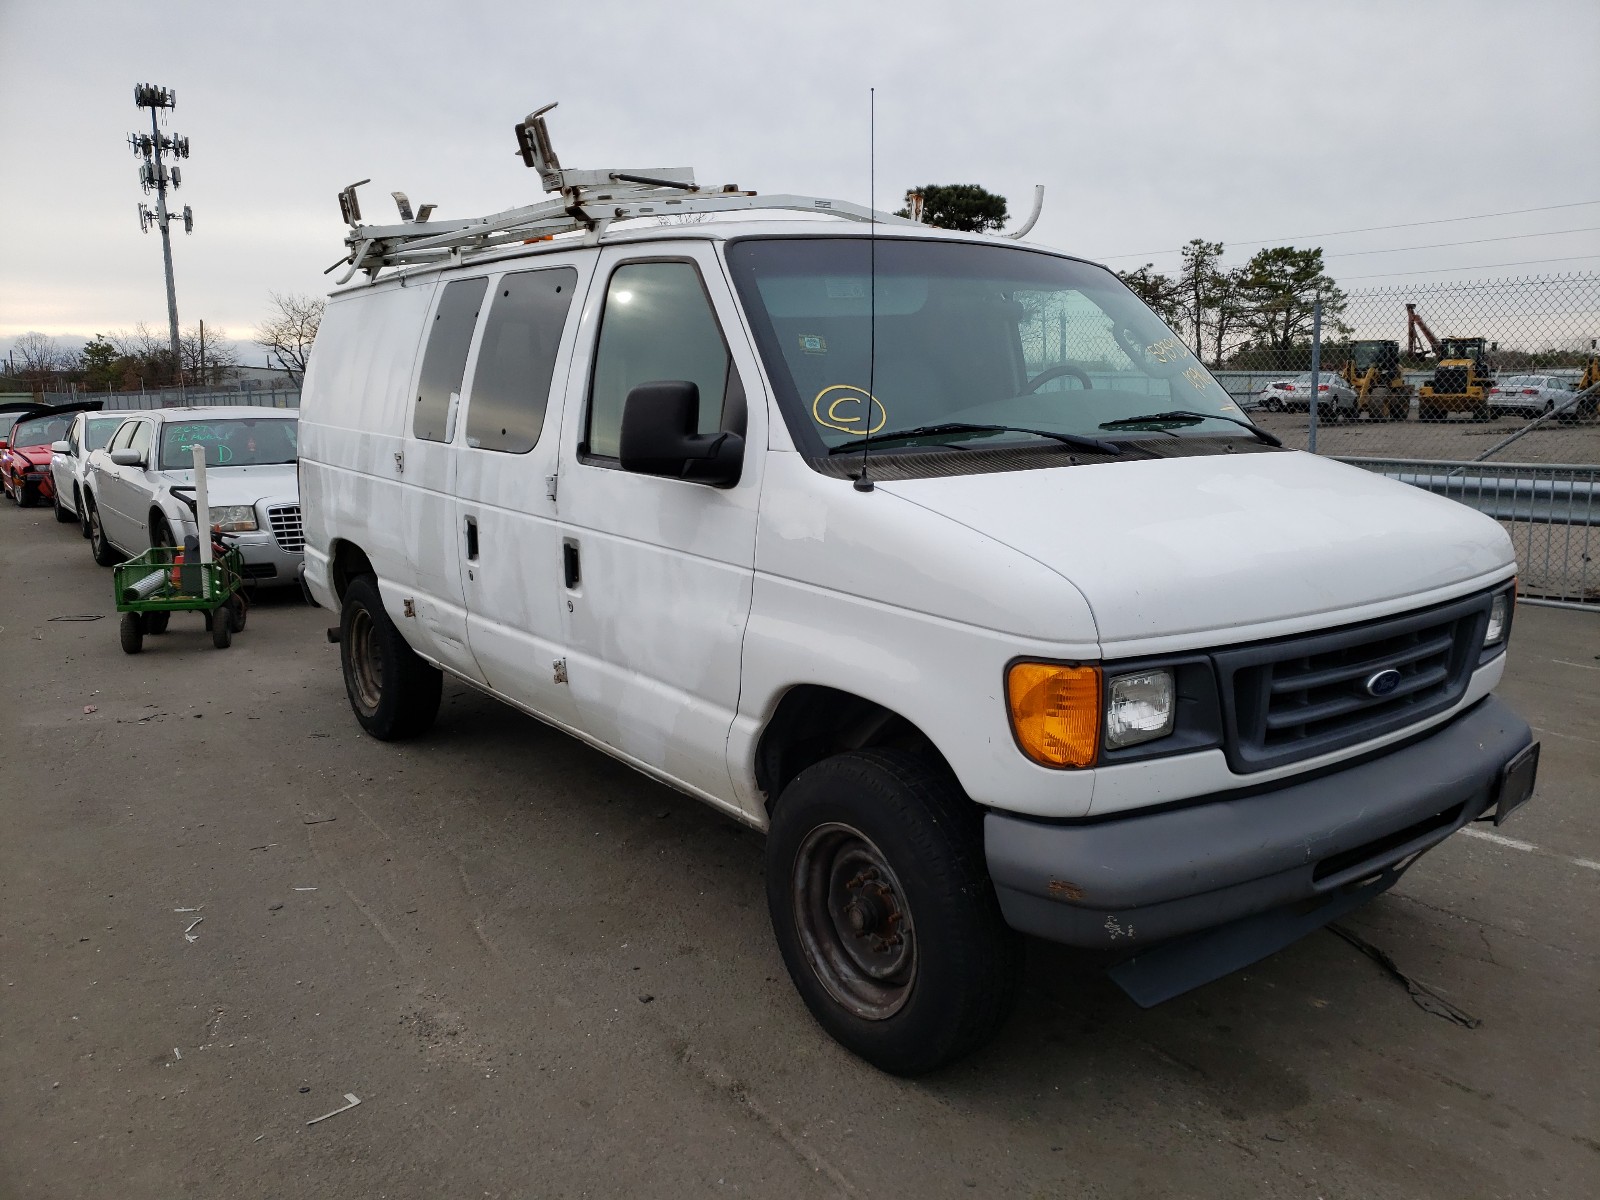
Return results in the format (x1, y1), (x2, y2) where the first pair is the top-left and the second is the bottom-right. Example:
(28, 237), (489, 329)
(585, 261), (737, 459)
(413, 277), (489, 442)
(465, 267), (577, 453)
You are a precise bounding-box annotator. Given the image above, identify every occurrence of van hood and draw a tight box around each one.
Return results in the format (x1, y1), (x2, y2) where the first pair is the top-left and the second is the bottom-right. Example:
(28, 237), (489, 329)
(878, 451), (1514, 651)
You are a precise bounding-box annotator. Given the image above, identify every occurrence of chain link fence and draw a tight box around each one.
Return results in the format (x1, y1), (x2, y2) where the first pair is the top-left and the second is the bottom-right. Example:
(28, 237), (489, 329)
(1231, 272), (1599, 607)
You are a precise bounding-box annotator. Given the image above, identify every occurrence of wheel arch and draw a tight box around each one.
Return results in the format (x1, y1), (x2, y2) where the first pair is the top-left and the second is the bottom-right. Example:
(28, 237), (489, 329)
(754, 685), (958, 814)
(329, 538), (376, 602)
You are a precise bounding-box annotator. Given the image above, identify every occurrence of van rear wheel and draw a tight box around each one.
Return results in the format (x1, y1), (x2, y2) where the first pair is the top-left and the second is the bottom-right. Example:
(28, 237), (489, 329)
(339, 576), (442, 740)
(765, 749), (1023, 1075)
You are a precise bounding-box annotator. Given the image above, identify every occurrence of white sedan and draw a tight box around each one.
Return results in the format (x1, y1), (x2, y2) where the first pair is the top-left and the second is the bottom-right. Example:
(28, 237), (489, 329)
(49, 410), (129, 535)
(84, 406), (303, 586)
(1255, 373), (1357, 414)
(1487, 375), (1577, 417)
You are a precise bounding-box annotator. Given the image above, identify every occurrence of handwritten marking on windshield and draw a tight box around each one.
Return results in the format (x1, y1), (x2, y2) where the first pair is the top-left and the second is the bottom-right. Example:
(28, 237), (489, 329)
(813, 385), (887, 436)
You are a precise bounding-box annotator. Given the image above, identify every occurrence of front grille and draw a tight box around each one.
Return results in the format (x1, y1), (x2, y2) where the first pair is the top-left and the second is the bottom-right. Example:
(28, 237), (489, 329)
(1434, 365), (1469, 394)
(241, 563), (279, 579)
(268, 504), (303, 552)
(1214, 591), (1492, 774)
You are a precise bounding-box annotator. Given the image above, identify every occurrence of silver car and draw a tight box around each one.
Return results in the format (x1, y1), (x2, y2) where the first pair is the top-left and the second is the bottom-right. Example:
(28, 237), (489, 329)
(1487, 375), (1576, 417)
(83, 406), (303, 586)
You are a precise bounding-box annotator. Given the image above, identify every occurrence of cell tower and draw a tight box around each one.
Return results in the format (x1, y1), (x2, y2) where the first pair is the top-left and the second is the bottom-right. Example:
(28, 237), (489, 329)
(130, 83), (193, 382)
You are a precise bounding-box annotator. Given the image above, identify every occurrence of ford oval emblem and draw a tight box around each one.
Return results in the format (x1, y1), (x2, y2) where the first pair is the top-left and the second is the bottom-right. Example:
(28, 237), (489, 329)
(1364, 668), (1403, 697)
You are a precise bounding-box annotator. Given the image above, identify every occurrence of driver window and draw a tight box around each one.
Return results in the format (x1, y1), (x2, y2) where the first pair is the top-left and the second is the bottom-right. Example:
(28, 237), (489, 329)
(108, 421), (137, 452)
(585, 261), (738, 460)
(129, 422), (154, 462)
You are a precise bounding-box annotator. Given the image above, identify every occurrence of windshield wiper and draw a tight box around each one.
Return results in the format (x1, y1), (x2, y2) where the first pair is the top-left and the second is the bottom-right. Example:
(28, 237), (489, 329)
(1097, 409), (1282, 447)
(826, 422), (1121, 456)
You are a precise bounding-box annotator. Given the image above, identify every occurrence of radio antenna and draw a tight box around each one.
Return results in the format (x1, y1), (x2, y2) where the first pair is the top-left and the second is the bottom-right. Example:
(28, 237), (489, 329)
(854, 87), (877, 493)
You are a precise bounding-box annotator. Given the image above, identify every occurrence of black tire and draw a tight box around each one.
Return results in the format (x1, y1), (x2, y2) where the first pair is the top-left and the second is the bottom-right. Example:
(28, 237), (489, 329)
(150, 513), (175, 551)
(76, 487), (91, 538)
(145, 610), (170, 635)
(228, 594), (247, 633)
(17, 480), (37, 507)
(339, 575), (442, 739)
(120, 612), (144, 655)
(87, 499), (120, 567)
(765, 749), (1023, 1076)
(53, 489), (74, 523)
(212, 605), (233, 649)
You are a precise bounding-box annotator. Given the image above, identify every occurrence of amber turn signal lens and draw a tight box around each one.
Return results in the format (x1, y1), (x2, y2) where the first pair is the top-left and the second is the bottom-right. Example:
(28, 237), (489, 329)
(1006, 662), (1102, 768)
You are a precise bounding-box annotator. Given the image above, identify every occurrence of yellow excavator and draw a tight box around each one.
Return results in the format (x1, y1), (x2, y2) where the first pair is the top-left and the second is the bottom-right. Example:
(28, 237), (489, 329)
(1338, 339), (1412, 421)
(1408, 304), (1493, 421)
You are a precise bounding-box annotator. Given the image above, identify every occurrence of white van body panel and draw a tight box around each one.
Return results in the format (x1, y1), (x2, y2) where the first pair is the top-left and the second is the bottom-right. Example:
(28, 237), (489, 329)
(877, 452), (1515, 656)
(553, 243), (766, 812)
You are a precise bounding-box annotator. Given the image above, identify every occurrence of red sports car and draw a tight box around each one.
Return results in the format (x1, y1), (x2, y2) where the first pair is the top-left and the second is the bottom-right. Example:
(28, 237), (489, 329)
(2, 401), (104, 508)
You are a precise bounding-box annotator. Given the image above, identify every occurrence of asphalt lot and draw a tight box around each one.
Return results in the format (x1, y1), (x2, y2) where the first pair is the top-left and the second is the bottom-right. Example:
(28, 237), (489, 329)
(2, 497), (1597, 1200)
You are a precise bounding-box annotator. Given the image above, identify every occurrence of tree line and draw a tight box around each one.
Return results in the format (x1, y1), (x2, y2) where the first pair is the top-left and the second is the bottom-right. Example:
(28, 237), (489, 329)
(5, 292), (324, 394)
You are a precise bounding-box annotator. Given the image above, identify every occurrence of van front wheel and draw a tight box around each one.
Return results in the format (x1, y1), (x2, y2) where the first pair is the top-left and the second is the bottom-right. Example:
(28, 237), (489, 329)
(766, 749), (1022, 1075)
(339, 576), (442, 740)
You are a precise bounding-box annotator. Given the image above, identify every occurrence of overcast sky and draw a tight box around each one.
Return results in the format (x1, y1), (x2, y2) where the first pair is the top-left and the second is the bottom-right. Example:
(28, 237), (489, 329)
(3, 0), (1597, 359)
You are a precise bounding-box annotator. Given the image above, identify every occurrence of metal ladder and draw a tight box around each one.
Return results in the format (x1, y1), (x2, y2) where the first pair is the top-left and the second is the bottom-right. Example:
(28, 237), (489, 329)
(329, 103), (921, 285)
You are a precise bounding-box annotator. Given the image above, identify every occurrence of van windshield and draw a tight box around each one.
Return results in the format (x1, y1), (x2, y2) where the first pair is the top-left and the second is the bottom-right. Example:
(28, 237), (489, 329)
(726, 238), (1246, 457)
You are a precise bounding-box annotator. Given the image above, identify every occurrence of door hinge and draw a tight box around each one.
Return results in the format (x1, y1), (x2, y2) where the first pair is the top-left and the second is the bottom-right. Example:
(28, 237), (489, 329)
(545, 474), (558, 502)
(403, 598), (415, 618)
(394, 450), (405, 473)
(552, 657), (568, 684)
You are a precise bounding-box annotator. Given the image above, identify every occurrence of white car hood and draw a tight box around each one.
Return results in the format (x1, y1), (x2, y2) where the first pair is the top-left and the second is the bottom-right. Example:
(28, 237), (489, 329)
(162, 463), (298, 508)
(878, 450), (1514, 651)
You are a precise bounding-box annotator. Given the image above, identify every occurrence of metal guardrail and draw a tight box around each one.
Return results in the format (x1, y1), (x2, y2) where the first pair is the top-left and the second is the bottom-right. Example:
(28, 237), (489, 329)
(1339, 457), (1598, 608)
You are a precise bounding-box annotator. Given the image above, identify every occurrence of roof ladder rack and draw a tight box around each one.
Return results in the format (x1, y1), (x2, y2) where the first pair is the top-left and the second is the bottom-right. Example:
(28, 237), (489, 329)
(327, 102), (919, 285)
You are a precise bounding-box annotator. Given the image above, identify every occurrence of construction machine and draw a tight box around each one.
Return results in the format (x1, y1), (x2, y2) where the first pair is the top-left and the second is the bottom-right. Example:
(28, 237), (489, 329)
(1555, 354), (1600, 423)
(1407, 304), (1493, 421)
(1337, 339), (1412, 421)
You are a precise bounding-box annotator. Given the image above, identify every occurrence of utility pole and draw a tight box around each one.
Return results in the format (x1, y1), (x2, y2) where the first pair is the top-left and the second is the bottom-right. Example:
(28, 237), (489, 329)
(130, 83), (193, 385)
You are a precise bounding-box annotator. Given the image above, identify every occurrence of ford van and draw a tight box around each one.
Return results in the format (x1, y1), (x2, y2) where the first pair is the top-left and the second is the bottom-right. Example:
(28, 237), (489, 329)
(298, 115), (1537, 1073)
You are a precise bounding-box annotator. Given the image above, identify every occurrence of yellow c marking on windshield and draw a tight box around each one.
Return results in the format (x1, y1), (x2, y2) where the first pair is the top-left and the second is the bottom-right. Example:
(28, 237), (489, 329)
(813, 385), (887, 436)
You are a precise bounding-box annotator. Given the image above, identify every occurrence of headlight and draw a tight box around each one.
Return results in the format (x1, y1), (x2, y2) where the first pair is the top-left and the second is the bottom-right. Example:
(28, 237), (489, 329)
(1484, 590), (1511, 646)
(1104, 669), (1176, 749)
(1006, 662), (1101, 768)
(210, 504), (258, 532)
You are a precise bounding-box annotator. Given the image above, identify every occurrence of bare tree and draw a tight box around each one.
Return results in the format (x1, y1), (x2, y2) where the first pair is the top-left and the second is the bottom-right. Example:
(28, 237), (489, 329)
(108, 322), (178, 387)
(12, 331), (69, 386)
(180, 322), (239, 386)
(254, 292), (324, 386)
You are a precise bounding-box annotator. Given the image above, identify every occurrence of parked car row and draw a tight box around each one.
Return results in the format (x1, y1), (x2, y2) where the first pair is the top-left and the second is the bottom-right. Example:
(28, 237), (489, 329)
(6, 403), (303, 586)
(1248, 372), (1589, 420)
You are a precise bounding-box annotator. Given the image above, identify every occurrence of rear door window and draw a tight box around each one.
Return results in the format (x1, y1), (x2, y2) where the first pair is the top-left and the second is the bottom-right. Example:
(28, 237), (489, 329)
(465, 267), (577, 453)
(413, 278), (489, 442)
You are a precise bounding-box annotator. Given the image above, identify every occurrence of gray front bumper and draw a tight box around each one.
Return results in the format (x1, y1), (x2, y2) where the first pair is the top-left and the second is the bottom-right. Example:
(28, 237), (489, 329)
(985, 696), (1533, 952)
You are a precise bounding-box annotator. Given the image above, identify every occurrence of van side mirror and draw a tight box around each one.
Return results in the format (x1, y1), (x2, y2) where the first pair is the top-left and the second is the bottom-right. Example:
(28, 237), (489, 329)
(619, 381), (744, 486)
(51, 440), (72, 454)
(110, 448), (144, 467)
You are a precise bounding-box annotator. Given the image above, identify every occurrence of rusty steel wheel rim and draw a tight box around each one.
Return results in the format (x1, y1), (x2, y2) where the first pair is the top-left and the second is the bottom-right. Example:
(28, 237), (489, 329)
(792, 822), (916, 1020)
(347, 607), (383, 714)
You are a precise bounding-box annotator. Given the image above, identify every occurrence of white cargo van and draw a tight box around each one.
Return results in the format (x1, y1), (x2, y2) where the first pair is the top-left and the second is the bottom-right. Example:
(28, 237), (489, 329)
(299, 111), (1537, 1073)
